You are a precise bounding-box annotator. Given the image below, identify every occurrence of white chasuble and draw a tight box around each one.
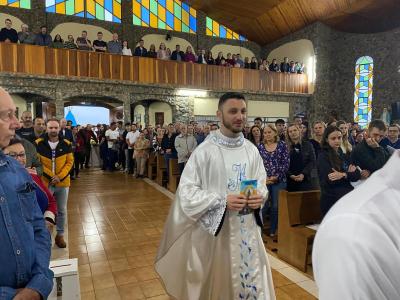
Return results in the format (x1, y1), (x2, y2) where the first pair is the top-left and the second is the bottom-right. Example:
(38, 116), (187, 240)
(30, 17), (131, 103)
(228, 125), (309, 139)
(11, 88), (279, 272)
(155, 130), (276, 300)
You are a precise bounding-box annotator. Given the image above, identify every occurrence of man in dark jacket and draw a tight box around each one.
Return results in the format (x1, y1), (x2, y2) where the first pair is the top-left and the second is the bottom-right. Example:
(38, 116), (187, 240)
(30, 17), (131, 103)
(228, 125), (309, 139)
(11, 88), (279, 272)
(34, 26), (52, 46)
(280, 57), (290, 73)
(0, 18), (18, 43)
(351, 119), (390, 178)
(171, 45), (185, 61)
(133, 39), (147, 57)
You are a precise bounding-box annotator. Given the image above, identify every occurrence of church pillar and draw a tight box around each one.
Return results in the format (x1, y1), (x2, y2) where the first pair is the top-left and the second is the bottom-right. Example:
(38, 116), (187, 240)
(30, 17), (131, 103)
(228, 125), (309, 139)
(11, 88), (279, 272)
(144, 104), (150, 127)
(54, 92), (64, 120)
(122, 97), (131, 123)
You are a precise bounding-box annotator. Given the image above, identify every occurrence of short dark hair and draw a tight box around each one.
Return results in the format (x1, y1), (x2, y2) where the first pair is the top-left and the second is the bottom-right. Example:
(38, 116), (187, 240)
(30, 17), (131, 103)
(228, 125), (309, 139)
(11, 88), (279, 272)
(110, 122), (116, 126)
(40, 25), (47, 29)
(47, 118), (59, 124)
(254, 117), (262, 122)
(8, 138), (23, 147)
(275, 119), (285, 125)
(5, 18), (11, 22)
(33, 117), (44, 123)
(97, 31), (103, 35)
(117, 121), (123, 125)
(82, 30), (87, 34)
(218, 92), (245, 110)
(125, 122), (131, 126)
(368, 119), (386, 131)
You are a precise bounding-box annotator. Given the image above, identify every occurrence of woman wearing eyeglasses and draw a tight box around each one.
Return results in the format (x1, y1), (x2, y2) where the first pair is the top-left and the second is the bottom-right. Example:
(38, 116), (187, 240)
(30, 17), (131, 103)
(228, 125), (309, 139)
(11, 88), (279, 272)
(3, 138), (57, 231)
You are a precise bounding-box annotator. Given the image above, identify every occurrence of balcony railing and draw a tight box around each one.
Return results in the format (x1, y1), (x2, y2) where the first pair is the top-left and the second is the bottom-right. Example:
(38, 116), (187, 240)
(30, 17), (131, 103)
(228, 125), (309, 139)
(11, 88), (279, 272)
(0, 43), (308, 93)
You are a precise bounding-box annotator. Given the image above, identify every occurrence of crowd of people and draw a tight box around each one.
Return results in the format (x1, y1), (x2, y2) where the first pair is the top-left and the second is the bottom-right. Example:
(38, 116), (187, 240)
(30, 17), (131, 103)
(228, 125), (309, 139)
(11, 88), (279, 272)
(0, 19), (305, 73)
(1, 86), (400, 298)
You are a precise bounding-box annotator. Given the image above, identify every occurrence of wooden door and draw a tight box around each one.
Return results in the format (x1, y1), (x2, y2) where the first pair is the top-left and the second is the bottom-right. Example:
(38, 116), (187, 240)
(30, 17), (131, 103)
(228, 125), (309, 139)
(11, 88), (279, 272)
(155, 112), (164, 126)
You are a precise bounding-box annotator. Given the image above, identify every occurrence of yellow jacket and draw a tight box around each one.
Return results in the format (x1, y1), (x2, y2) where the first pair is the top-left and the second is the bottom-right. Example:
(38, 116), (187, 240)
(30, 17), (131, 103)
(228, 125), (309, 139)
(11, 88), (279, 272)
(35, 136), (74, 188)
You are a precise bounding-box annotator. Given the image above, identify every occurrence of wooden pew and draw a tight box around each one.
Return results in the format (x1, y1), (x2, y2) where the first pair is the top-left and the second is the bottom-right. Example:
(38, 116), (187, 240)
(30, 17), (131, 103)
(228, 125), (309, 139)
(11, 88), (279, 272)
(156, 154), (167, 186)
(277, 190), (321, 272)
(167, 158), (180, 193)
(147, 152), (157, 179)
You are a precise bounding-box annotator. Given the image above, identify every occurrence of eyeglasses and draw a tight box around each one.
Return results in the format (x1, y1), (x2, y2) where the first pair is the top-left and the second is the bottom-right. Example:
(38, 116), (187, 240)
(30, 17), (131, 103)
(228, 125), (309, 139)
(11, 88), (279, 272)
(6, 152), (26, 159)
(0, 110), (18, 122)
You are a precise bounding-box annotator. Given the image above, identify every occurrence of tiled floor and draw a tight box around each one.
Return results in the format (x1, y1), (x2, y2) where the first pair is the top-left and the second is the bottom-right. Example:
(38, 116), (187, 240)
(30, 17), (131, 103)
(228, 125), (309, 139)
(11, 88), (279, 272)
(67, 169), (317, 299)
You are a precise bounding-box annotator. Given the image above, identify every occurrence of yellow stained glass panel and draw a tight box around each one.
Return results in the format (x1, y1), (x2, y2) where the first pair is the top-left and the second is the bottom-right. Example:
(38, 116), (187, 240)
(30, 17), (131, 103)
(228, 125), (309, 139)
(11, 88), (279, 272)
(96, 0), (104, 5)
(166, 25), (173, 30)
(0, 0), (7, 5)
(182, 10), (189, 25)
(190, 7), (196, 17)
(133, 1), (141, 17)
(76, 0), (84, 13)
(86, 0), (95, 15)
(142, 20), (149, 26)
(142, 0), (149, 9)
(174, 16), (181, 31)
(113, 1), (121, 19)
(166, 0), (173, 13)
(158, 5), (166, 22)
(212, 20), (219, 36)
(233, 32), (239, 40)
(206, 28), (212, 36)
(150, 13), (158, 28)
(56, 2), (65, 14)
(10, 1), (19, 7)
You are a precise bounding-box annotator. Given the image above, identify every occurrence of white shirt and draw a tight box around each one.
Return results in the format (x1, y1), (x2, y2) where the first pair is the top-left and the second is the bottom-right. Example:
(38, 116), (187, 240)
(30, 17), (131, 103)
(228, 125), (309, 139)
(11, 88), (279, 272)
(122, 47), (132, 56)
(313, 151), (400, 300)
(105, 129), (119, 149)
(126, 131), (140, 149)
(48, 140), (59, 173)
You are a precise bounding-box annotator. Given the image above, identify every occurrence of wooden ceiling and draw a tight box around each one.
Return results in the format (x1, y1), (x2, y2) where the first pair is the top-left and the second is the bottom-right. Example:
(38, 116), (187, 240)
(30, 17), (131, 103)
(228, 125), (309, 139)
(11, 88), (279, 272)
(187, 0), (400, 45)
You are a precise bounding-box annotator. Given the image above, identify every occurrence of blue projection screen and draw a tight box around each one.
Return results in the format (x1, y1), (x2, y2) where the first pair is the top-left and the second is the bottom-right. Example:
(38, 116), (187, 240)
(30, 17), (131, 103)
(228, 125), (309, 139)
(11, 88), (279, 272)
(64, 106), (109, 126)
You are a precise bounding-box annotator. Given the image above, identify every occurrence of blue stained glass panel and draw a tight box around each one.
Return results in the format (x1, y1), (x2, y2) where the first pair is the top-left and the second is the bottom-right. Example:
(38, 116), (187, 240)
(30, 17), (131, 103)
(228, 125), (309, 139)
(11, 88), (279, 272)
(141, 6), (150, 24)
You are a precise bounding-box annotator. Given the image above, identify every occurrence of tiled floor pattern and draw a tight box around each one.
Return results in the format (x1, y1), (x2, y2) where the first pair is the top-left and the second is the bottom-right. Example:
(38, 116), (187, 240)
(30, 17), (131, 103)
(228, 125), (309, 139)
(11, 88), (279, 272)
(66, 169), (317, 299)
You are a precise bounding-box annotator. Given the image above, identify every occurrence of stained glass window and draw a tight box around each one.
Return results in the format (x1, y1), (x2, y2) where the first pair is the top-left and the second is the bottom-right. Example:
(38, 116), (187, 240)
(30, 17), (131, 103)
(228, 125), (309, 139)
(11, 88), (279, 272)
(132, 0), (197, 33)
(206, 17), (246, 41)
(354, 56), (373, 128)
(86, 0), (121, 23)
(45, 0), (121, 23)
(0, 0), (31, 9)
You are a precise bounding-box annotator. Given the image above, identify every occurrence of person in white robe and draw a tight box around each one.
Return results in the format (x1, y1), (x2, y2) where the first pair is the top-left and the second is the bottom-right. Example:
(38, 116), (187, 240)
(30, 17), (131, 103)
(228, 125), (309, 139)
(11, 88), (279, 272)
(313, 150), (400, 300)
(155, 92), (276, 300)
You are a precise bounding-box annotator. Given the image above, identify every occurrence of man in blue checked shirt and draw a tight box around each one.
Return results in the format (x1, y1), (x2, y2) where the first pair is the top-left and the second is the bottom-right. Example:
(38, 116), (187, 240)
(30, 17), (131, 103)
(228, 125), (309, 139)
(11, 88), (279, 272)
(0, 88), (53, 300)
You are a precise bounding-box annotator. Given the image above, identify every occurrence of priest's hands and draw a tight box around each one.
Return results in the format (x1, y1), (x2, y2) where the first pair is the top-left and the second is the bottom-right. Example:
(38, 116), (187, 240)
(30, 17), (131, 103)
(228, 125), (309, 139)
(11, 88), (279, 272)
(227, 195), (247, 211)
(247, 194), (263, 209)
(226, 194), (263, 211)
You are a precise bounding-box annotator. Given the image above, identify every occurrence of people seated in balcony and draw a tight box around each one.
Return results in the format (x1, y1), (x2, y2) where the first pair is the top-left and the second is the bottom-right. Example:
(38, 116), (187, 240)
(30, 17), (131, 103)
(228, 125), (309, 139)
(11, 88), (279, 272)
(280, 57), (291, 73)
(184, 46), (196, 63)
(93, 31), (107, 53)
(157, 42), (169, 60)
(250, 57), (258, 69)
(76, 30), (92, 51)
(147, 44), (157, 58)
(52, 34), (64, 49)
(233, 55), (241, 68)
(215, 52), (224, 65)
(0, 18), (18, 43)
(171, 44), (185, 61)
(244, 57), (250, 69)
(34, 25), (52, 47)
(269, 59), (280, 72)
(108, 32), (122, 54)
(133, 39), (147, 56)
(18, 24), (35, 45)
(64, 35), (77, 49)
(122, 40), (132, 56)
(197, 49), (207, 64)
(206, 50), (214, 65)
(166, 48), (171, 59)
(225, 53), (234, 66)
(219, 58), (228, 67)
(236, 54), (244, 68)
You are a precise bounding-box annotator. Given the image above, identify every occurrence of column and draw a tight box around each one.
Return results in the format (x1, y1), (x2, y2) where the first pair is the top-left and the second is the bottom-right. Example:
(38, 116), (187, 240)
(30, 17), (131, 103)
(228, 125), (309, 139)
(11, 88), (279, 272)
(144, 104), (150, 127)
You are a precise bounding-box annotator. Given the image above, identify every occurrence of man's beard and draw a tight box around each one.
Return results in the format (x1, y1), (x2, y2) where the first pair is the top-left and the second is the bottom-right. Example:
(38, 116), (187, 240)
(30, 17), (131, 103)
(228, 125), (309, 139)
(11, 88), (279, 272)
(49, 132), (59, 138)
(222, 115), (244, 134)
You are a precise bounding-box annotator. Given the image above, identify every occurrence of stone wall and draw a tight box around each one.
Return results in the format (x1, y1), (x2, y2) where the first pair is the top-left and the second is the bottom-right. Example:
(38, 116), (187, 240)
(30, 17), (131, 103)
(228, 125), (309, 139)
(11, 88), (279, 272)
(0, 72), (310, 124)
(263, 22), (400, 123)
(0, 0), (261, 58)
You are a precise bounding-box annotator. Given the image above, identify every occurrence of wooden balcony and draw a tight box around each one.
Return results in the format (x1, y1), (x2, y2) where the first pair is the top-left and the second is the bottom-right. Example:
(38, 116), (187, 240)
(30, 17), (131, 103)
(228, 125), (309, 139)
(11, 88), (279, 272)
(0, 43), (308, 94)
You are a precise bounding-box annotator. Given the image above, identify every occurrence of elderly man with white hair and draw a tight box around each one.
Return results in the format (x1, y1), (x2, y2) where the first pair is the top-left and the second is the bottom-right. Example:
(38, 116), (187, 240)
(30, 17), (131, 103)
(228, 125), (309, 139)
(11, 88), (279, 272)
(0, 87), (54, 299)
(17, 23), (36, 44)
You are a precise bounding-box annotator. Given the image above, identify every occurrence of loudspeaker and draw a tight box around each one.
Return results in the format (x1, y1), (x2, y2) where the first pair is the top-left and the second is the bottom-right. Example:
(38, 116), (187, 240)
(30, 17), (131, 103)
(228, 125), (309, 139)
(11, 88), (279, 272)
(391, 102), (400, 121)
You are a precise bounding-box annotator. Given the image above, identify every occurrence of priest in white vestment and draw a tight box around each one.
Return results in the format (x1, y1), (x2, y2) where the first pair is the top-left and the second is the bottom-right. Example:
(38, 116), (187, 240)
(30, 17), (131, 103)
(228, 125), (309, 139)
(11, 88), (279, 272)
(156, 92), (275, 300)
(313, 150), (400, 299)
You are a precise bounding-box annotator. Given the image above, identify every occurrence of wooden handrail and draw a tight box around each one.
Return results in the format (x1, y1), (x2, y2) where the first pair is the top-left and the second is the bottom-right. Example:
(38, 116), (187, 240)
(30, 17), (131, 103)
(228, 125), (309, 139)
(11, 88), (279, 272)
(0, 42), (309, 93)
